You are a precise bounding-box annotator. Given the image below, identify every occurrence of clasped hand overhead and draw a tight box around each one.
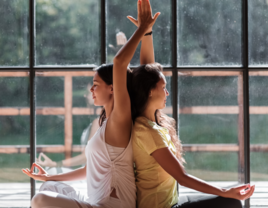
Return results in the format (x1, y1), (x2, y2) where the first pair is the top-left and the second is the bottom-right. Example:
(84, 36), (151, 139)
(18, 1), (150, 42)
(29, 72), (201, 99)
(127, 0), (160, 33)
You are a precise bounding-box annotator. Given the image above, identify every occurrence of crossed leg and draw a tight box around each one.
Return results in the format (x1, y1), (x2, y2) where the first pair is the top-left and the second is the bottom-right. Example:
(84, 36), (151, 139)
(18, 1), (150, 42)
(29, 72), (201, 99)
(31, 181), (92, 208)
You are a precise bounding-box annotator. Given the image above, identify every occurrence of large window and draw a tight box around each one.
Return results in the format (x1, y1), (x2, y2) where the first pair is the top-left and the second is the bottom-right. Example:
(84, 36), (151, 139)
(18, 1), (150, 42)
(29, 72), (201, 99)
(0, 0), (267, 207)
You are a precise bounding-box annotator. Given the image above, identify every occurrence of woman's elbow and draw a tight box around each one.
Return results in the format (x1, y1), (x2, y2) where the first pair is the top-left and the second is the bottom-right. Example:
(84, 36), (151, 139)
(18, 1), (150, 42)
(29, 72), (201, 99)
(113, 56), (121, 65)
(175, 171), (188, 187)
(113, 56), (128, 67)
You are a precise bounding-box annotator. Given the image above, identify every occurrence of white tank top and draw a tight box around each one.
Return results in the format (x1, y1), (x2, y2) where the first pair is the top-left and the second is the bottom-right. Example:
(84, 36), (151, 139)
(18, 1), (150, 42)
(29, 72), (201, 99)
(85, 119), (136, 208)
(105, 143), (125, 161)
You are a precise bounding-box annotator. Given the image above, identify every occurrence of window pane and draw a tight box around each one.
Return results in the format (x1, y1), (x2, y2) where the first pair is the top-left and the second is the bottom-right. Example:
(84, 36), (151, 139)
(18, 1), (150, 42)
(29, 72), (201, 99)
(36, 71), (99, 179)
(249, 71), (268, 206)
(106, 0), (172, 66)
(36, 0), (101, 66)
(0, 72), (30, 207)
(249, 1), (268, 66)
(178, 71), (243, 185)
(0, 0), (28, 66)
(177, 0), (242, 66)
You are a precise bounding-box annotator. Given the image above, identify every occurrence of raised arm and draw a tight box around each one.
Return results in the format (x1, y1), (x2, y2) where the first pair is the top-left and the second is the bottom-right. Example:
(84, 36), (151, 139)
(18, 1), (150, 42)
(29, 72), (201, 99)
(151, 147), (255, 201)
(111, 0), (160, 123)
(127, 6), (157, 64)
(140, 29), (155, 64)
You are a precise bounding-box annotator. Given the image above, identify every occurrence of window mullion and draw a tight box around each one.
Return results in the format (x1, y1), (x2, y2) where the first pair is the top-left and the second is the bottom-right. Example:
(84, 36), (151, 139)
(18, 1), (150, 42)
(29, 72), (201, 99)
(172, 0), (178, 131)
(242, 0), (250, 207)
(29, 0), (36, 199)
(101, 0), (106, 64)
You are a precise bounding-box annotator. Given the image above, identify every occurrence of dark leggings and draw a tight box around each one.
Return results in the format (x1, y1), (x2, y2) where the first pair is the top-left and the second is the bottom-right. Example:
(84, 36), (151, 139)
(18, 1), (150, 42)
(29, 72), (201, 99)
(171, 194), (242, 208)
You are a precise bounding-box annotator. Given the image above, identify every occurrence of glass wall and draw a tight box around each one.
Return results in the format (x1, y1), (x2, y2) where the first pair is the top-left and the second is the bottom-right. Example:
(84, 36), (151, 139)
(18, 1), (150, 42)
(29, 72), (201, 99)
(106, 0), (172, 66)
(248, 1), (268, 206)
(0, 0), (29, 66)
(177, 0), (242, 66)
(35, 0), (101, 66)
(249, 0), (268, 66)
(178, 71), (243, 182)
(35, 72), (99, 178)
(0, 72), (30, 207)
(1, 0), (268, 207)
(249, 71), (268, 206)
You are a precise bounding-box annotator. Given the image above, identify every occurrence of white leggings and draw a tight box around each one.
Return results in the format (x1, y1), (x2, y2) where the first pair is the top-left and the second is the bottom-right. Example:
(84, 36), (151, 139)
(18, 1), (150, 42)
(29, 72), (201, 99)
(31, 181), (121, 208)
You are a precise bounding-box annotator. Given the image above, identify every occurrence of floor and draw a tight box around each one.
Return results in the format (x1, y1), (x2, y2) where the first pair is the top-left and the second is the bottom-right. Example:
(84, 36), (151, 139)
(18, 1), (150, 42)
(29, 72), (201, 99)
(0, 181), (266, 208)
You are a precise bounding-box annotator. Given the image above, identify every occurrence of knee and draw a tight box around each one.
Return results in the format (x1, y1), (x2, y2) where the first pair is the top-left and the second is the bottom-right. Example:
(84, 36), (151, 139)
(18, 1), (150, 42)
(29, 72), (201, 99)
(39, 181), (57, 192)
(31, 193), (48, 208)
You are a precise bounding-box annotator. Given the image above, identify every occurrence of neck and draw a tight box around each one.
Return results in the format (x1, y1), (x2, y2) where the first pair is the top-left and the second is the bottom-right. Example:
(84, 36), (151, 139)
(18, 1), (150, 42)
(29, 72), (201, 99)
(103, 99), (114, 118)
(141, 106), (156, 122)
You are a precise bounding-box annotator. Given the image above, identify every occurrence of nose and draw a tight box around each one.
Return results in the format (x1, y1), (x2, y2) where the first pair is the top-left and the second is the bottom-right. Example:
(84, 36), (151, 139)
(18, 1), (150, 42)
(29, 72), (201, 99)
(165, 89), (169, 96)
(90, 85), (94, 92)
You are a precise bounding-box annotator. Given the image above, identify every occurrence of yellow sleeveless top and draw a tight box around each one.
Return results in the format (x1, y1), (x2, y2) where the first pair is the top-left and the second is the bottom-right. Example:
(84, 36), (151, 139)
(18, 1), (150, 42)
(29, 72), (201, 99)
(132, 116), (178, 208)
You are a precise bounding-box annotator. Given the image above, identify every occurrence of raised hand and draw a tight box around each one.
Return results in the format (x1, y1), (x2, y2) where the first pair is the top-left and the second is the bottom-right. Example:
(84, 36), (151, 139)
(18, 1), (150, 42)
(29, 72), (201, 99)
(131, 0), (160, 32)
(22, 162), (49, 181)
(36, 152), (57, 167)
(127, 0), (160, 33)
(224, 184), (255, 200)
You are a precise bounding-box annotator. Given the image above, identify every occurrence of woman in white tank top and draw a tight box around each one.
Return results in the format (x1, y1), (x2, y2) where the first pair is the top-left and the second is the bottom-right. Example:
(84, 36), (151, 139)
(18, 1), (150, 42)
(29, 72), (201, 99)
(22, 1), (160, 207)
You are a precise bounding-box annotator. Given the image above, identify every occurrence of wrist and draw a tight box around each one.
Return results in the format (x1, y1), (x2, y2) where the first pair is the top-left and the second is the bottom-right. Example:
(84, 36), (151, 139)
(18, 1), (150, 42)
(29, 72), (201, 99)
(220, 188), (229, 198)
(146, 28), (153, 33)
(45, 174), (53, 181)
(144, 31), (153, 36)
(137, 26), (149, 35)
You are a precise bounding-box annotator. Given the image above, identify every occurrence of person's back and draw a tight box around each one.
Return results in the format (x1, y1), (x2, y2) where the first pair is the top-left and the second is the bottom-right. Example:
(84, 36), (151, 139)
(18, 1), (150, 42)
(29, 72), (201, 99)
(132, 116), (178, 208)
(130, 62), (254, 208)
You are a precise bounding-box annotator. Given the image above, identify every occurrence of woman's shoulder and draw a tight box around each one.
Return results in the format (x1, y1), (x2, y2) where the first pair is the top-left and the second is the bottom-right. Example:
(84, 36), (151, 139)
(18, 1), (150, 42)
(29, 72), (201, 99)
(133, 117), (152, 132)
(132, 117), (168, 138)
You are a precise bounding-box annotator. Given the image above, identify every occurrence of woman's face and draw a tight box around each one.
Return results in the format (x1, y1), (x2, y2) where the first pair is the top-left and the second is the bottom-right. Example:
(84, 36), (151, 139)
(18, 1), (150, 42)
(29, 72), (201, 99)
(90, 72), (113, 106)
(84, 84), (94, 106)
(150, 73), (169, 109)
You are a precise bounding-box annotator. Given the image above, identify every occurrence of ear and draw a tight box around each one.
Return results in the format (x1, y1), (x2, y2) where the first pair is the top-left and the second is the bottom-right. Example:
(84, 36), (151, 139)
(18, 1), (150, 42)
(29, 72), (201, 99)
(149, 90), (152, 97)
(109, 85), (113, 94)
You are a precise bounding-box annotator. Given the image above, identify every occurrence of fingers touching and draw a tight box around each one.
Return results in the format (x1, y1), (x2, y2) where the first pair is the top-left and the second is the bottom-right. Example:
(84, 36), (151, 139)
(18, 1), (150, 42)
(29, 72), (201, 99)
(239, 184), (255, 200)
(243, 185), (255, 199)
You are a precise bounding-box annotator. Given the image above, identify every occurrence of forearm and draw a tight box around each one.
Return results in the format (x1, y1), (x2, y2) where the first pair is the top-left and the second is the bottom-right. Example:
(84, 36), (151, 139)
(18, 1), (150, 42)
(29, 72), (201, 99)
(62, 152), (86, 167)
(140, 31), (155, 64)
(178, 174), (227, 197)
(114, 27), (147, 67)
(47, 166), (86, 182)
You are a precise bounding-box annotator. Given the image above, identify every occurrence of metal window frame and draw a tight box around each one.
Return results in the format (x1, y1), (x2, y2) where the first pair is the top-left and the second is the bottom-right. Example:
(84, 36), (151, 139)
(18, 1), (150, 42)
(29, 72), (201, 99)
(0, 0), (265, 207)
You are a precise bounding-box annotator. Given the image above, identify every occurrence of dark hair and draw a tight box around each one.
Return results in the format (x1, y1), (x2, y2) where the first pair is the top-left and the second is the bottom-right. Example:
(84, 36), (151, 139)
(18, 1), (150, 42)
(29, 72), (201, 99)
(131, 63), (185, 164)
(93, 64), (133, 126)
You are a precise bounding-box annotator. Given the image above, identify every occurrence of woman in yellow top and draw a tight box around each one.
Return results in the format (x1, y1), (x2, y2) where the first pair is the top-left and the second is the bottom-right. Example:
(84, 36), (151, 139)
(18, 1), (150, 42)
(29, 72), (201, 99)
(130, 24), (255, 208)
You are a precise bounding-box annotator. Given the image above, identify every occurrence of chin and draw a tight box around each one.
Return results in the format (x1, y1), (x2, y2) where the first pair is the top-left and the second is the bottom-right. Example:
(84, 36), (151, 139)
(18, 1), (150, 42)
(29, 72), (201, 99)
(158, 105), (165, 110)
(93, 101), (101, 106)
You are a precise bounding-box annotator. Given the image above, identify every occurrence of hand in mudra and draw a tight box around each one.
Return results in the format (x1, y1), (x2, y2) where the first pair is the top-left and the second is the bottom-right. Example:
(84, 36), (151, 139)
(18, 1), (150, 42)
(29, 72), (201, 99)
(127, 0), (160, 33)
(224, 183), (255, 200)
(22, 163), (49, 181)
(36, 152), (57, 167)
